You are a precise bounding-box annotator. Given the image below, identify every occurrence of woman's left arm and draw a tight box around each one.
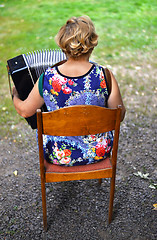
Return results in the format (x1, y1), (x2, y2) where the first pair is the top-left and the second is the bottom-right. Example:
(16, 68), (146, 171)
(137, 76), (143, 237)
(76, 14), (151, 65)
(13, 79), (45, 118)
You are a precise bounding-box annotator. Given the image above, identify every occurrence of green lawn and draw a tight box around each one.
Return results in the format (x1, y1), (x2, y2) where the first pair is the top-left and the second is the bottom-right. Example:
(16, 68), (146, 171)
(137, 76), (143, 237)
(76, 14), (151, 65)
(0, 0), (157, 134)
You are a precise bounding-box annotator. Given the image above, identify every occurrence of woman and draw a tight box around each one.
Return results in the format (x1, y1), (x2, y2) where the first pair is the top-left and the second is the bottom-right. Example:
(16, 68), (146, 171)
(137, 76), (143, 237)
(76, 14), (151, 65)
(13, 16), (126, 166)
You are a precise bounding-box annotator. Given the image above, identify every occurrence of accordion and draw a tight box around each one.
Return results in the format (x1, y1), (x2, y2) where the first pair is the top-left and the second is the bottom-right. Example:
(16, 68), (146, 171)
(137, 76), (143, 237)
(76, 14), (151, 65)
(7, 49), (66, 129)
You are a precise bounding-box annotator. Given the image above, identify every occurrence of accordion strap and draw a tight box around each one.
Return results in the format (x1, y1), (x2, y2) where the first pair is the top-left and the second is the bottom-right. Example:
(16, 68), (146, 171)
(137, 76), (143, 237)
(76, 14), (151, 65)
(50, 59), (67, 68)
(104, 68), (112, 96)
(7, 64), (13, 99)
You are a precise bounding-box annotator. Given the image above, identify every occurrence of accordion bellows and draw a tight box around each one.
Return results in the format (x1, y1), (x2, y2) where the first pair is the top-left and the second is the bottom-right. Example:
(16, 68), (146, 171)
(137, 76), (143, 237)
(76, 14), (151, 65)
(23, 49), (66, 80)
(7, 49), (66, 129)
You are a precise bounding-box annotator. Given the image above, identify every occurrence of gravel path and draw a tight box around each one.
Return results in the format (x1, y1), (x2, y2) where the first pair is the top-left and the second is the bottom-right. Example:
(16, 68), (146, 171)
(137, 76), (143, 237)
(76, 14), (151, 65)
(0, 111), (157, 240)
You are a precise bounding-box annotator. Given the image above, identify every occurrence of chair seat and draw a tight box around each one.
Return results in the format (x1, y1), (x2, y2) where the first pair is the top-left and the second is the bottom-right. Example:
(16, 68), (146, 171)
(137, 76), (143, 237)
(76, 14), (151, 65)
(44, 157), (112, 173)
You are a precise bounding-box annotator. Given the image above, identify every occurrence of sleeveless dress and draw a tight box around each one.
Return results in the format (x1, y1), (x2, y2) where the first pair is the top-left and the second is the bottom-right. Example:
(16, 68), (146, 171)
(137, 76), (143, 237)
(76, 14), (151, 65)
(38, 63), (113, 166)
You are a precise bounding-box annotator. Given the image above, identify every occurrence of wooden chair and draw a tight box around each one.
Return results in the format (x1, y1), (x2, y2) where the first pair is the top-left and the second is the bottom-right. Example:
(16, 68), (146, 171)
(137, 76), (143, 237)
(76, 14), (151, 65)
(37, 105), (122, 231)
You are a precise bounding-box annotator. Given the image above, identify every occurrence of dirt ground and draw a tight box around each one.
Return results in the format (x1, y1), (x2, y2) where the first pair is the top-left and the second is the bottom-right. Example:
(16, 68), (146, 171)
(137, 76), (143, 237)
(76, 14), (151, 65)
(0, 58), (157, 239)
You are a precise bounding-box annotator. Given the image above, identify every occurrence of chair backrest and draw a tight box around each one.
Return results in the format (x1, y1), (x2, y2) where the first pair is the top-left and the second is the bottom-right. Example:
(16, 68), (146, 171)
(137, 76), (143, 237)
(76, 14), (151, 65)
(37, 105), (121, 136)
(37, 105), (121, 168)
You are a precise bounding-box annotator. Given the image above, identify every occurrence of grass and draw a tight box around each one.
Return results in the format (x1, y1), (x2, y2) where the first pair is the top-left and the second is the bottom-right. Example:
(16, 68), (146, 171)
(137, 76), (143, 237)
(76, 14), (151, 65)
(0, 0), (157, 135)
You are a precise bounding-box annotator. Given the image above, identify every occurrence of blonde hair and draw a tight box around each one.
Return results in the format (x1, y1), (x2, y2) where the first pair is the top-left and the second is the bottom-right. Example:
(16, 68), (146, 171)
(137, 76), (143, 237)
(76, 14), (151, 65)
(55, 16), (98, 58)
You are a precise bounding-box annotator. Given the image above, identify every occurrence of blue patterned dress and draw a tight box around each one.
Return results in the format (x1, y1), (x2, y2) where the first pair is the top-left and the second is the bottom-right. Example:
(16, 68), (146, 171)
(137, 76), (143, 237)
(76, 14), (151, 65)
(39, 63), (113, 166)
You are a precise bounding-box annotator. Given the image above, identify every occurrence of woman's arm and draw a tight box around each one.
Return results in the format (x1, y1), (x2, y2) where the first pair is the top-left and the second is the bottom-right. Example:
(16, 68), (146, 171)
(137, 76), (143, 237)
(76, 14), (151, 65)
(107, 70), (126, 121)
(13, 79), (45, 118)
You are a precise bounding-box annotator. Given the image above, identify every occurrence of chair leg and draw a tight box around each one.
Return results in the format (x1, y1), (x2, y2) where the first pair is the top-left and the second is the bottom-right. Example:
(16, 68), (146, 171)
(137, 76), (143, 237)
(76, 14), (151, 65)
(41, 180), (47, 231)
(108, 176), (116, 224)
(98, 178), (102, 185)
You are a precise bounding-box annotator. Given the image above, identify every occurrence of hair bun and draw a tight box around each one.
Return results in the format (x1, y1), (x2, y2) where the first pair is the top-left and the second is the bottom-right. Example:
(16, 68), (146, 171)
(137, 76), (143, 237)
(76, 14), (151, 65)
(55, 16), (98, 58)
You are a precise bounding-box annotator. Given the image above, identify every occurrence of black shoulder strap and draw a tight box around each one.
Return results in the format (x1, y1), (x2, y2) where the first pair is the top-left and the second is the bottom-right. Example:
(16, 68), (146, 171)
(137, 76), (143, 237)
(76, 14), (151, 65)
(104, 68), (112, 96)
(50, 59), (67, 68)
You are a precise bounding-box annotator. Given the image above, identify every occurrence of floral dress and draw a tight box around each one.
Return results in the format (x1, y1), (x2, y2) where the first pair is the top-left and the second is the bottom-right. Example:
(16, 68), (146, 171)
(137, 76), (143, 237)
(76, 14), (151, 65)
(39, 63), (113, 166)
